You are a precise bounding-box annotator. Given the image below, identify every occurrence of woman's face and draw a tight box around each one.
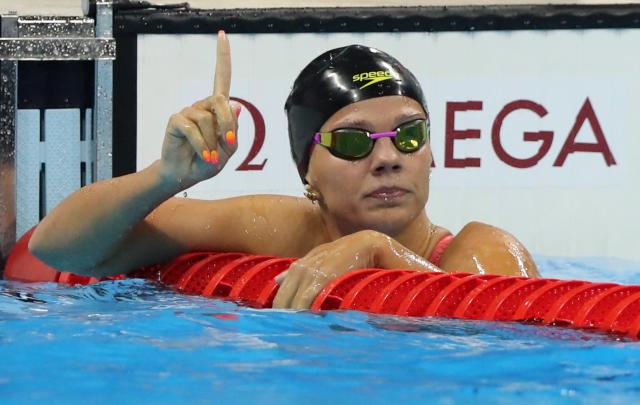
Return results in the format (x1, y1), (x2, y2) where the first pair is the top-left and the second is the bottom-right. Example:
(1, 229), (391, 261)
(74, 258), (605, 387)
(306, 95), (432, 236)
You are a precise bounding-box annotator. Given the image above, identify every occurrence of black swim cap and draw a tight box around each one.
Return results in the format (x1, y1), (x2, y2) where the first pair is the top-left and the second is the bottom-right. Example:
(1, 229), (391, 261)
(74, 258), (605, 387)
(285, 44), (429, 183)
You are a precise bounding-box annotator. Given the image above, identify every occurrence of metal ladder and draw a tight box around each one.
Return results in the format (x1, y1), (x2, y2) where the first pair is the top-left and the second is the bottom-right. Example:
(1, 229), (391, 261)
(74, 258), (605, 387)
(0, 1), (115, 268)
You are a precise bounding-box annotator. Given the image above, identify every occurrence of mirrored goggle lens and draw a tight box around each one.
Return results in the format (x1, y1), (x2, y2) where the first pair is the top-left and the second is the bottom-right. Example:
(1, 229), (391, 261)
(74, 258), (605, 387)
(330, 129), (372, 159)
(394, 120), (429, 152)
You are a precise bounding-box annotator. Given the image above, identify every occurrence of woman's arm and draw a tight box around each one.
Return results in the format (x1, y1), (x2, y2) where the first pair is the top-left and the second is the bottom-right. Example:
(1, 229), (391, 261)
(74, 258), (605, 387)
(89, 194), (323, 278)
(439, 221), (540, 278)
(272, 222), (539, 309)
(273, 230), (441, 309)
(30, 179), (322, 277)
(29, 161), (180, 275)
(29, 31), (244, 276)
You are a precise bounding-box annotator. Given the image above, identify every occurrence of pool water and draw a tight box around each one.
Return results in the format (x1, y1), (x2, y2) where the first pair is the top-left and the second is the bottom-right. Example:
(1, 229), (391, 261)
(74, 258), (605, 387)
(1, 256), (640, 404)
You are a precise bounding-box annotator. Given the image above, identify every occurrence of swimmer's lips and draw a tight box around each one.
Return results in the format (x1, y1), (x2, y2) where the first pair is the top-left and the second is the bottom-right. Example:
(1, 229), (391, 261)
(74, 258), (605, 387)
(364, 186), (409, 201)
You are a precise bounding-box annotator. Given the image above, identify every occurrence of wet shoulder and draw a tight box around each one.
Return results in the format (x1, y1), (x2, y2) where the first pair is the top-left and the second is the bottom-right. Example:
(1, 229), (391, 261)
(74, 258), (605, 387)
(439, 221), (539, 277)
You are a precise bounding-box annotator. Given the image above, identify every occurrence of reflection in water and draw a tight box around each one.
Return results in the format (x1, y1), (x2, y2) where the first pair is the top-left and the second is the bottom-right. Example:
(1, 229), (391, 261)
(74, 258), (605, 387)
(1, 288), (47, 304)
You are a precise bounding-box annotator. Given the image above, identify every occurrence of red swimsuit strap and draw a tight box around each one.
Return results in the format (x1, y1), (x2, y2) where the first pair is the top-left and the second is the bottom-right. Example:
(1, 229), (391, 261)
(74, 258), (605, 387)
(427, 234), (454, 267)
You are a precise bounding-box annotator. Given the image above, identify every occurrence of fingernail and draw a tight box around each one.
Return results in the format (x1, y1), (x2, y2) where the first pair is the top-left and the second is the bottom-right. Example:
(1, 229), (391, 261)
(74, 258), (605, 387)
(225, 130), (236, 146)
(218, 30), (225, 37)
(210, 149), (219, 164)
(202, 150), (211, 162)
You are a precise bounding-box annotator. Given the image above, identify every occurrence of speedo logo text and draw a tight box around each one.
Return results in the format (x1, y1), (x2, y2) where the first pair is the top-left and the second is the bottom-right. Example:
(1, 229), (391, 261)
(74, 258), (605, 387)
(352, 71), (393, 89)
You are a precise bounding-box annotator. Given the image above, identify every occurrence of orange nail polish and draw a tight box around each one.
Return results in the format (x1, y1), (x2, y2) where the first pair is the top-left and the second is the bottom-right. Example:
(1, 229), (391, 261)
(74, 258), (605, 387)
(210, 149), (219, 164)
(202, 150), (211, 162)
(225, 130), (236, 145)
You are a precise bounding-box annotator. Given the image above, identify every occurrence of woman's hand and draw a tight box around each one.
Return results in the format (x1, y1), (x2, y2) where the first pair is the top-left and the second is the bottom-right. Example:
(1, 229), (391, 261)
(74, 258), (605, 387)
(273, 230), (441, 310)
(159, 30), (240, 190)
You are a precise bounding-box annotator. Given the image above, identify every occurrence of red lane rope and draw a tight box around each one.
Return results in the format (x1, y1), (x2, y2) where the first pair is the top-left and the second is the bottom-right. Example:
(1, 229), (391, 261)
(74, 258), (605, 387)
(5, 228), (640, 339)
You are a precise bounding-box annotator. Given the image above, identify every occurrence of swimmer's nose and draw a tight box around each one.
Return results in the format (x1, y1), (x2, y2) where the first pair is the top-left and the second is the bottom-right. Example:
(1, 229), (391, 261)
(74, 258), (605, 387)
(370, 138), (402, 175)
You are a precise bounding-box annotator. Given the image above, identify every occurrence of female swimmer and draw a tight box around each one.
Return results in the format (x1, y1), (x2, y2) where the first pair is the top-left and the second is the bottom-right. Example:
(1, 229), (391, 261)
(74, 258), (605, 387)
(29, 31), (539, 309)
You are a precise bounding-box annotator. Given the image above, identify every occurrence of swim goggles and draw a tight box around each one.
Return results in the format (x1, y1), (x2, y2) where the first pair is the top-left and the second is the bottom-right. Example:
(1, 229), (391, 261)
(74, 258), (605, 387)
(313, 119), (429, 160)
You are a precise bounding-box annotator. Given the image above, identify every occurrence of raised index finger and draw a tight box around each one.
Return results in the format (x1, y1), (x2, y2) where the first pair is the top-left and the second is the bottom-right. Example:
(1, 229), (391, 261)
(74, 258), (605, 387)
(213, 30), (231, 98)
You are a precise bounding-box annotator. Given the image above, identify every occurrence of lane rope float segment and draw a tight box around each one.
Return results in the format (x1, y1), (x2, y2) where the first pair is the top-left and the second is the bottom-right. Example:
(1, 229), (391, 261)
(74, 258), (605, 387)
(6, 228), (640, 339)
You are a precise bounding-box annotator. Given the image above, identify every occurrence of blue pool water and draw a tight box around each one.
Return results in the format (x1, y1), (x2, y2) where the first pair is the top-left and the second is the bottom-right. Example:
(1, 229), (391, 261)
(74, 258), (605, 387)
(1, 256), (640, 404)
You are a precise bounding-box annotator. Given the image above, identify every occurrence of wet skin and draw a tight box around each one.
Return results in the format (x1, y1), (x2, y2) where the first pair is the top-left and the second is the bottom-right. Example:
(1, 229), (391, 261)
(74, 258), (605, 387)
(29, 32), (539, 310)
